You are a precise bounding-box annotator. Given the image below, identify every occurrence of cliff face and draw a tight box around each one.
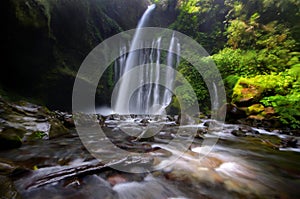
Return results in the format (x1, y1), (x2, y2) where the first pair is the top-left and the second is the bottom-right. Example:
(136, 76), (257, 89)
(1, 0), (152, 110)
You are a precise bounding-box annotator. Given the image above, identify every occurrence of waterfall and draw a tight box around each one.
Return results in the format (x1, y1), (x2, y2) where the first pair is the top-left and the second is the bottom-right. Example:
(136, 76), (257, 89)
(212, 82), (219, 110)
(113, 4), (180, 115)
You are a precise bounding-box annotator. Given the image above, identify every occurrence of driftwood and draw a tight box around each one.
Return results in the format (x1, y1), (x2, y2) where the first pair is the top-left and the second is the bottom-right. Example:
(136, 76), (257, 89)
(22, 157), (128, 190)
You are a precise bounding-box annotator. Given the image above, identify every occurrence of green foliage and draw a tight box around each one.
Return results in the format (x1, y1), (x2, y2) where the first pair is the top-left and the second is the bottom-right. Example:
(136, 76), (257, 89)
(28, 131), (47, 140)
(261, 93), (300, 129)
(174, 60), (210, 112)
(174, 85), (197, 110)
(224, 75), (240, 97)
(224, 75), (240, 90)
(171, 0), (229, 53)
(213, 47), (297, 77)
(220, 16), (296, 75)
(212, 48), (259, 76)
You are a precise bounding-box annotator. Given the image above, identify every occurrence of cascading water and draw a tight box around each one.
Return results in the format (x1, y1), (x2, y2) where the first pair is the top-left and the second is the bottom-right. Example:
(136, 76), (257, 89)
(113, 4), (180, 115)
(212, 82), (219, 110)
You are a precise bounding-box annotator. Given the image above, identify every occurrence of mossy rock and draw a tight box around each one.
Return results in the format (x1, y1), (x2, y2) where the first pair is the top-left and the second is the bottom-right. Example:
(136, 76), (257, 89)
(0, 128), (26, 150)
(246, 104), (265, 115)
(49, 119), (69, 139)
(248, 114), (265, 120)
(232, 80), (262, 106)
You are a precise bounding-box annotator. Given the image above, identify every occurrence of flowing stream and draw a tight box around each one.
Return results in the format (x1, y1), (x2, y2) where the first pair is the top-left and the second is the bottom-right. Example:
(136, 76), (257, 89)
(1, 116), (299, 199)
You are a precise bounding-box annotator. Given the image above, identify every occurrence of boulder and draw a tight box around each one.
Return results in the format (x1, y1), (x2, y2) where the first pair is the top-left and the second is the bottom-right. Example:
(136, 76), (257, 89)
(48, 119), (69, 139)
(238, 125), (259, 134)
(232, 82), (262, 107)
(280, 137), (298, 148)
(140, 118), (150, 126)
(0, 128), (25, 149)
(246, 104), (265, 115)
(225, 103), (247, 121)
(231, 129), (247, 137)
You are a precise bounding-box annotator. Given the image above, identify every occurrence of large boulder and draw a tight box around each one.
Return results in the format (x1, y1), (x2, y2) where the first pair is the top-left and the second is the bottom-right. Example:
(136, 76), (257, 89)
(0, 96), (70, 146)
(232, 82), (262, 107)
(0, 128), (25, 149)
(48, 118), (69, 139)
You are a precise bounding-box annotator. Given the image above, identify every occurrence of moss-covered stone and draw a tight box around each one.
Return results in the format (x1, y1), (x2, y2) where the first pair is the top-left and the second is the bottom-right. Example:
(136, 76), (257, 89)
(246, 104), (265, 115)
(49, 118), (69, 139)
(0, 128), (25, 150)
(232, 79), (262, 106)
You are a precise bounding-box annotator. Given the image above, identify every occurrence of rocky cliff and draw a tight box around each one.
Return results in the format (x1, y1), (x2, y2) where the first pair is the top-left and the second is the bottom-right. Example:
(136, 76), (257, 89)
(1, 0), (169, 110)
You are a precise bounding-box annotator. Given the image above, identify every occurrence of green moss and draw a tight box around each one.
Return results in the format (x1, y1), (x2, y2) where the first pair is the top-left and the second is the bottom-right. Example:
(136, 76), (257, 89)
(13, 0), (48, 28)
(232, 73), (296, 103)
(232, 78), (261, 103)
(246, 104), (265, 115)
(28, 131), (47, 140)
(36, 0), (53, 36)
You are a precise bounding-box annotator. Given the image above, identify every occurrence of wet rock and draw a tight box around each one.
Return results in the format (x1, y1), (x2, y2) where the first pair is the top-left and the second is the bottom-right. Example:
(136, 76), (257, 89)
(238, 125), (259, 134)
(0, 97), (71, 141)
(166, 115), (175, 121)
(0, 158), (28, 177)
(0, 127), (25, 149)
(279, 128), (300, 136)
(0, 158), (19, 175)
(0, 175), (21, 199)
(19, 174), (117, 199)
(225, 103), (247, 121)
(140, 118), (150, 126)
(203, 120), (220, 128)
(248, 115), (265, 121)
(54, 111), (75, 128)
(11, 102), (39, 116)
(98, 115), (108, 127)
(49, 119), (69, 139)
(63, 117), (75, 128)
(107, 174), (127, 186)
(264, 107), (275, 116)
(203, 121), (210, 127)
(231, 129), (247, 137)
(280, 137), (298, 148)
(231, 125), (259, 137)
(238, 116), (281, 129)
(194, 127), (207, 139)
